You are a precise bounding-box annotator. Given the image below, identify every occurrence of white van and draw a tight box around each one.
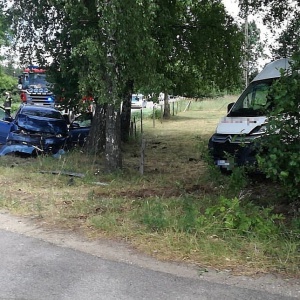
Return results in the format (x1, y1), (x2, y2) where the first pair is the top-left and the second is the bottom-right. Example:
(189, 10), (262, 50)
(208, 58), (290, 171)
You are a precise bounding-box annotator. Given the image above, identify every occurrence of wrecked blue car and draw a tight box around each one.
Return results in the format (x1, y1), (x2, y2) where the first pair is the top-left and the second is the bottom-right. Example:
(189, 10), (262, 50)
(67, 113), (91, 147)
(0, 104), (89, 156)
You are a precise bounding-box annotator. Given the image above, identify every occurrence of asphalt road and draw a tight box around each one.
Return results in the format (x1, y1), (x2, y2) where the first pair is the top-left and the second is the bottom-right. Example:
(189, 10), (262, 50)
(0, 213), (299, 300)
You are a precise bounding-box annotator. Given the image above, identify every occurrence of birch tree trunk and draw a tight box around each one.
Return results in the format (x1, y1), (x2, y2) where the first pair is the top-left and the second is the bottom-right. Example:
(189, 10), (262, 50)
(121, 79), (134, 142)
(84, 103), (107, 155)
(163, 92), (171, 118)
(105, 104), (122, 172)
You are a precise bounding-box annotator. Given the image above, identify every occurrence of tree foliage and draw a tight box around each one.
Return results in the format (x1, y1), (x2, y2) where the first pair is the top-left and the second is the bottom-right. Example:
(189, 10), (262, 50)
(0, 5), (9, 49)
(5, 0), (244, 99)
(238, 0), (299, 60)
(272, 13), (300, 58)
(238, 0), (294, 26)
(0, 72), (16, 92)
(257, 56), (300, 201)
(150, 0), (244, 98)
(3, 0), (244, 170)
(0, 4), (15, 93)
(242, 21), (266, 81)
(238, 0), (300, 201)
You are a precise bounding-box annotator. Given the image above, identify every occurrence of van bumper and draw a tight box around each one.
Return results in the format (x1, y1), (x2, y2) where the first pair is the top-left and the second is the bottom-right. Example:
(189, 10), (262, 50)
(208, 134), (260, 170)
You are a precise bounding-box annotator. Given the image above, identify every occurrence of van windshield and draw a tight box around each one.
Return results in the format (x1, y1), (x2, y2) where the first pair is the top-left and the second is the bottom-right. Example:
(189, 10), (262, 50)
(228, 79), (275, 117)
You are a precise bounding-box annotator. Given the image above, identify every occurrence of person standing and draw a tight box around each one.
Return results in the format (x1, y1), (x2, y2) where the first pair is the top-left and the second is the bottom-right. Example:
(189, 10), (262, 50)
(4, 92), (12, 115)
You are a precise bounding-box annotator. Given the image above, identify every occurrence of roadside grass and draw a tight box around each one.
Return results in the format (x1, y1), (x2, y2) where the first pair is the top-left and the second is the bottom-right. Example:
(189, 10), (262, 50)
(0, 95), (299, 277)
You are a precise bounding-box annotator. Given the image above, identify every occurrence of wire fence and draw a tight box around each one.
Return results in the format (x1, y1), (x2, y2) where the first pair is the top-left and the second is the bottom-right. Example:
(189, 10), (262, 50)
(129, 97), (192, 138)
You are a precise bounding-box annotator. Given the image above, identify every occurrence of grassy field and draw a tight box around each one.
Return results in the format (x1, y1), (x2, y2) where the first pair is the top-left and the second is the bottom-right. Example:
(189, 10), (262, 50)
(0, 96), (299, 278)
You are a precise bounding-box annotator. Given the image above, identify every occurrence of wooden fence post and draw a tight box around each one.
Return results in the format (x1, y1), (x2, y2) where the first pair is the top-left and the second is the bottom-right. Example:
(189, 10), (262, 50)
(139, 138), (146, 175)
(153, 106), (155, 128)
(140, 109), (143, 134)
(134, 116), (137, 137)
(184, 100), (191, 112)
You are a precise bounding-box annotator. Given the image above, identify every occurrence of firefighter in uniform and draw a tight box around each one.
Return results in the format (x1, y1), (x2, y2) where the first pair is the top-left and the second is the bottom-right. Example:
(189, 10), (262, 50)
(4, 92), (12, 115)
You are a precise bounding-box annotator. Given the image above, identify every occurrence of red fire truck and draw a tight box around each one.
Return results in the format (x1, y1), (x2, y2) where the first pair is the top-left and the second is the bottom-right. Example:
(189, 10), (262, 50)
(17, 66), (78, 122)
(18, 66), (55, 106)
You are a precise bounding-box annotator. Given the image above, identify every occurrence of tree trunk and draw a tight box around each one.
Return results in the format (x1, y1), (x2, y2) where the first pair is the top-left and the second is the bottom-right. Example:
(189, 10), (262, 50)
(163, 92), (171, 118)
(105, 104), (122, 172)
(120, 79), (134, 142)
(83, 103), (107, 155)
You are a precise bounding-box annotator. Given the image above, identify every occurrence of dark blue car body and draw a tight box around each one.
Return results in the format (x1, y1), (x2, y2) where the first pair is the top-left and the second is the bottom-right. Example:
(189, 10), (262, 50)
(67, 113), (91, 147)
(0, 105), (90, 156)
(0, 108), (13, 144)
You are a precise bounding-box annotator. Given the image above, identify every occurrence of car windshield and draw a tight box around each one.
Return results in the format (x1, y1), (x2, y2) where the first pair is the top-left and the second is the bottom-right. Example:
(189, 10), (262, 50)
(132, 96), (140, 102)
(73, 113), (92, 127)
(21, 108), (63, 120)
(132, 94), (143, 102)
(228, 79), (275, 117)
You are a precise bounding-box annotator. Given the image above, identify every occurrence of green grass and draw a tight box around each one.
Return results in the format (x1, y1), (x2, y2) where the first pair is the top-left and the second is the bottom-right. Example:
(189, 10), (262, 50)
(0, 95), (299, 277)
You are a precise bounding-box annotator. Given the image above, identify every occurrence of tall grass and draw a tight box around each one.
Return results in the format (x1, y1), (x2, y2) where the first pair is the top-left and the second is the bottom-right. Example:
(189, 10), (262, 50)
(0, 95), (299, 276)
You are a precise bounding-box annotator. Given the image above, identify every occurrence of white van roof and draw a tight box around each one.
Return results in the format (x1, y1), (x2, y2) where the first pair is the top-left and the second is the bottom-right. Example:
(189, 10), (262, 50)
(252, 58), (291, 82)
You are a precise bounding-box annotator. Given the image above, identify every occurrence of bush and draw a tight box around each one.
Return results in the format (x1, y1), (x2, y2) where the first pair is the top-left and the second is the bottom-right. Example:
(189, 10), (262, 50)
(257, 54), (300, 201)
(148, 107), (162, 119)
(135, 195), (284, 239)
(203, 196), (284, 237)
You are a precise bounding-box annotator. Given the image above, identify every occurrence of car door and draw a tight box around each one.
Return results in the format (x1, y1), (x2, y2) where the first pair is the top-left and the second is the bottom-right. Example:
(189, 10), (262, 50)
(0, 108), (12, 144)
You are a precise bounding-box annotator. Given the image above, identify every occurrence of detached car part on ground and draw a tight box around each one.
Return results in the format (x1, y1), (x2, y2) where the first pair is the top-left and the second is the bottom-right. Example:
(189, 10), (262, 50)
(208, 58), (291, 172)
(0, 104), (90, 157)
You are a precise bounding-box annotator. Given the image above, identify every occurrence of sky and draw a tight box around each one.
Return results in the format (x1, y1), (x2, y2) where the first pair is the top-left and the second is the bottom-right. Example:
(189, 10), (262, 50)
(222, 0), (240, 18)
(222, 0), (273, 70)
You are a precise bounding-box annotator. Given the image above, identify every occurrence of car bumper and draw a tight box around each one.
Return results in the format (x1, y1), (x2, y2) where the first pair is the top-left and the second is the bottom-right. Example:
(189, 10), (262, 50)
(6, 131), (67, 153)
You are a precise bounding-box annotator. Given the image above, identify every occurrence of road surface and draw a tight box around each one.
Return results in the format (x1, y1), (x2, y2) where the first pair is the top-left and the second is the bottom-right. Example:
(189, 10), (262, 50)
(0, 211), (299, 299)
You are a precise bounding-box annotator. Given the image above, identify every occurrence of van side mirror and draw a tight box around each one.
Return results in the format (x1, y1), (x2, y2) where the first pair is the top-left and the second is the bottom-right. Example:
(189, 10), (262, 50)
(227, 102), (235, 113)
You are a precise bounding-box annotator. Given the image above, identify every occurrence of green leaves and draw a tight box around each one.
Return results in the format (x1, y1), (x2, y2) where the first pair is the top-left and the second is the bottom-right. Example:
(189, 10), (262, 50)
(136, 195), (284, 238)
(257, 56), (300, 201)
(0, 72), (16, 91)
(204, 196), (284, 237)
(7, 0), (244, 102)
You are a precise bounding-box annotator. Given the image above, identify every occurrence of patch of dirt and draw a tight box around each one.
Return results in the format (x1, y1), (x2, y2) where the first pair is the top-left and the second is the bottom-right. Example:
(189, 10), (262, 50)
(118, 187), (182, 198)
(92, 183), (216, 199)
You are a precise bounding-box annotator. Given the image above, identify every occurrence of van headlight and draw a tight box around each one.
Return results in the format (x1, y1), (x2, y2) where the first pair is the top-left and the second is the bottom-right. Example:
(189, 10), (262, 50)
(250, 125), (267, 135)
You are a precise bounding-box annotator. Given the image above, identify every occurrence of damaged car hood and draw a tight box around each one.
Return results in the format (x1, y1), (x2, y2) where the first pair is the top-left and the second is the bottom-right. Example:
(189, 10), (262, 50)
(16, 114), (68, 135)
